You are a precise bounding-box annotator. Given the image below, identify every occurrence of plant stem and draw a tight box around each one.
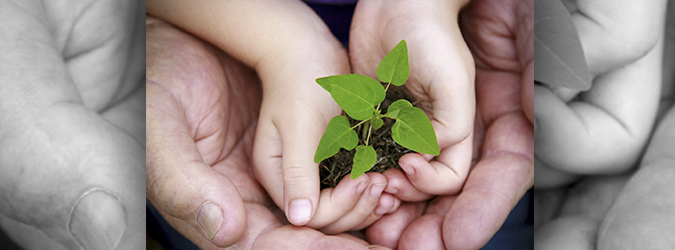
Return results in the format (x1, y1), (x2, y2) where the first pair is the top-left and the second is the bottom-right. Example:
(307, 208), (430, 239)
(350, 119), (370, 131)
(361, 120), (370, 141)
(374, 82), (392, 112)
(365, 124), (373, 145)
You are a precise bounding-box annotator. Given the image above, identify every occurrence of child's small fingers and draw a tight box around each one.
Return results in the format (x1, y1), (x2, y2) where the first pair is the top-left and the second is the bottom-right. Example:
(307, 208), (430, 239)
(398, 140), (472, 195)
(386, 195), (402, 214)
(348, 193), (401, 232)
(307, 174), (371, 228)
(381, 169), (433, 202)
(319, 173), (387, 234)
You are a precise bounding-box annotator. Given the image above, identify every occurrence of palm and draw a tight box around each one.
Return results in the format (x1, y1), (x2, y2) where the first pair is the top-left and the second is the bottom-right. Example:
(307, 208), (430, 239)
(40, 0), (145, 112)
(351, 0), (475, 197)
(146, 20), (268, 206)
(463, 0), (534, 124)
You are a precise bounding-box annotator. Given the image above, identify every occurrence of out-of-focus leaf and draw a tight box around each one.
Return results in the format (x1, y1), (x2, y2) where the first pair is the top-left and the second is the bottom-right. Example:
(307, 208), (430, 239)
(534, 0), (591, 90)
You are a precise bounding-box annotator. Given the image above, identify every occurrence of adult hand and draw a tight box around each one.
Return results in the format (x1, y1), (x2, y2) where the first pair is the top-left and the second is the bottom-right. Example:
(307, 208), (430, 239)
(365, 0), (534, 249)
(145, 17), (393, 250)
(0, 1), (145, 249)
(147, 0), (398, 233)
(350, 0), (475, 198)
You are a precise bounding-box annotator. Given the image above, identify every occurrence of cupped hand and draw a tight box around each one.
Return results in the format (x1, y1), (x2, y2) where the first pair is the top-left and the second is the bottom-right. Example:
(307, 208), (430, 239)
(366, 0), (534, 249)
(0, 1), (144, 249)
(147, 0), (399, 231)
(350, 0), (476, 197)
(145, 16), (394, 250)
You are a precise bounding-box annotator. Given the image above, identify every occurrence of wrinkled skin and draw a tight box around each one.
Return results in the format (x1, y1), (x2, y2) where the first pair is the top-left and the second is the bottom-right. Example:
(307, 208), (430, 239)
(145, 17), (393, 250)
(0, 0), (145, 249)
(597, 106), (675, 250)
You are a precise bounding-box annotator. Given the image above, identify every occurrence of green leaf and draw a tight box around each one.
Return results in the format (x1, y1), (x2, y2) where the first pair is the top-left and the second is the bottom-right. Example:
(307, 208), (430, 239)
(351, 145), (377, 179)
(391, 107), (439, 155)
(534, 0), (591, 90)
(317, 74), (385, 120)
(314, 115), (359, 163)
(370, 117), (384, 130)
(386, 99), (412, 118)
(377, 40), (409, 86)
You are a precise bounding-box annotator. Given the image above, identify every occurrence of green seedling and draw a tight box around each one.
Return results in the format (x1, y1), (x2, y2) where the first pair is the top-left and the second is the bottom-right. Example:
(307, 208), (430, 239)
(314, 40), (439, 179)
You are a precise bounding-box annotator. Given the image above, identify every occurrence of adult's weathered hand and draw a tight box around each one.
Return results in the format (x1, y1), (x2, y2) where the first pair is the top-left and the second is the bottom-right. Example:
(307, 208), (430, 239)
(0, 1), (145, 249)
(145, 16), (392, 250)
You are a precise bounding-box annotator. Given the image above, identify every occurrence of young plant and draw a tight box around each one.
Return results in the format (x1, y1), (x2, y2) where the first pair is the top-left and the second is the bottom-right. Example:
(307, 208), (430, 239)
(314, 40), (440, 179)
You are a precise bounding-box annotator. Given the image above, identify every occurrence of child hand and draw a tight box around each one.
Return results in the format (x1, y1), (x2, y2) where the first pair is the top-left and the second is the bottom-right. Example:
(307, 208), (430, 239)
(350, 0), (475, 198)
(147, 0), (399, 232)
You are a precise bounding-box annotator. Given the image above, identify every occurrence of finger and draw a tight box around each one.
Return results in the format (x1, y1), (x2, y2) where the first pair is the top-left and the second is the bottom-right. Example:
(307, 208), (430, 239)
(0, 103), (145, 250)
(100, 84), (146, 146)
(399, 214), (446, 250)
(381, 169), (433, 202)
(146, 20), (245, 247)
(349, 193), (402, 231)
(380, 193), (402, 215)
(55, 0), (145, 112)
(398, 132), (473, 195)
(572, 0), (666, 76)
(307, 174), (371, 228)
(1, 4), (143, 248)
(442, 112), (533, 250)
(425, 195), (458, 216)
(248, 203), (386, 250)
(535, 216), (599, 250)
(319, 173), (387, 234)
(366, 202), (427, 249)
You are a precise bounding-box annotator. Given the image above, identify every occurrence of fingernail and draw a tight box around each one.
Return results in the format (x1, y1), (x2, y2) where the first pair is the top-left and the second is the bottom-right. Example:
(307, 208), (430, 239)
(197, 202), (224, 240)
(370, 183), (387, 198)
(401, 164), (415, 176)
(385, 184), (398, 194)
(375, 204), (391, 215)
(356, 180), (370, 194)
(69, 190), (126, 250)
(288, 198), (312, 225)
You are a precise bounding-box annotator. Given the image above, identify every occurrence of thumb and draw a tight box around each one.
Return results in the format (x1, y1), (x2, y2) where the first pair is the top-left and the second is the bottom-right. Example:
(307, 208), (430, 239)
(276, 114), (323, 226)
(0, 104), (145, 250)
(146, 81), (246, 247)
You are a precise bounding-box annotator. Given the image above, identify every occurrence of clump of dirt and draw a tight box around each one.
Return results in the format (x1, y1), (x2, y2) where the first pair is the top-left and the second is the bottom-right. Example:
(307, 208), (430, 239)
(319, 85), (419, 189)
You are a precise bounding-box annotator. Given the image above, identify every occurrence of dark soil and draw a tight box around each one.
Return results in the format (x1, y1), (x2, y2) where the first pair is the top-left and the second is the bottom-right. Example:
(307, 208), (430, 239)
(319, 85), (419, 189)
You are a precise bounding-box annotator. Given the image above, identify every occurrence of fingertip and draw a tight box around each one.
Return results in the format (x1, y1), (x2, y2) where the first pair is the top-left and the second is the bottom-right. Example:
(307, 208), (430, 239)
(281, 164), (320, 226)
(287, 198), (313, 225)
(199, 199), (246, 247)
(399, 153), (467, 195)
(382, 169), (433, 202)
(389, 197), (402, 214)
(70, 190), (126, 250)
(375, 194), (396, 216)
(196, 201), (245, 247)
(399, 214), (445, 250)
